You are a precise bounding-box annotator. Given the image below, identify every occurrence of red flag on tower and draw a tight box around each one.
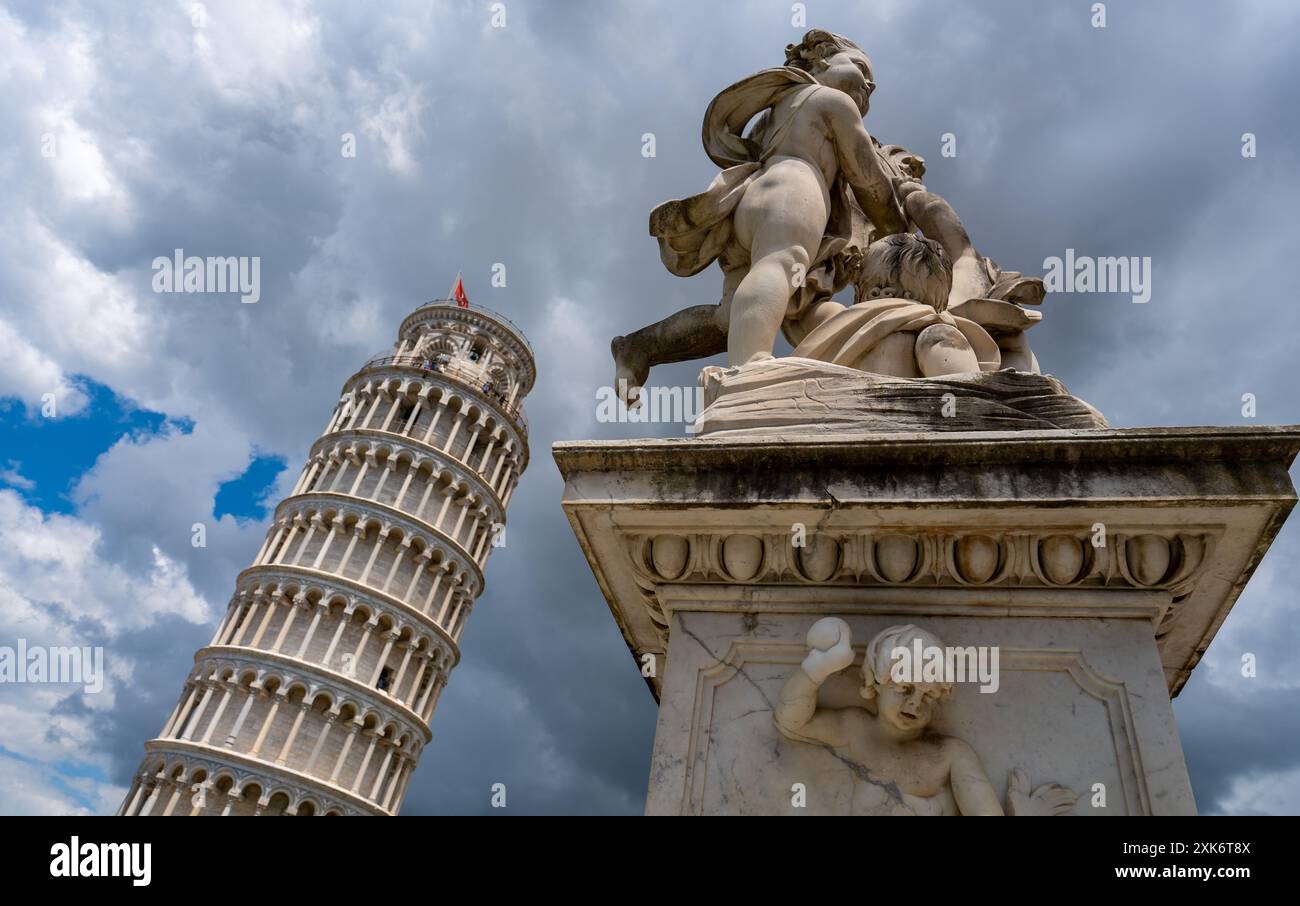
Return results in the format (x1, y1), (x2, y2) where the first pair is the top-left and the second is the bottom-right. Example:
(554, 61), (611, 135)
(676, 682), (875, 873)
(451, 272), (470, 308)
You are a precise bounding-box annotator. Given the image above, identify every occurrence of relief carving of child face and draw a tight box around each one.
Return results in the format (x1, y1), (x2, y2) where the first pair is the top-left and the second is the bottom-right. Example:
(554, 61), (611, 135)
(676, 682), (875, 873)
(875, 680), (945, 734)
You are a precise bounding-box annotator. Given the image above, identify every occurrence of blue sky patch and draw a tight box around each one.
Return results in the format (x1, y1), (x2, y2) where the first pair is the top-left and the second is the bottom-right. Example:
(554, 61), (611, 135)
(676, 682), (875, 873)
(213, 453), (287, 521)
(0, 377), (188, 514)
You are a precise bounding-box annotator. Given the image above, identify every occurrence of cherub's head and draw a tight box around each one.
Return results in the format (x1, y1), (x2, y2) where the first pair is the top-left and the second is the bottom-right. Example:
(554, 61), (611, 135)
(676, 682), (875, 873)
(857, 232), (952, 311)
(860, 624), (954, 735)
(786, 29), (875, 116)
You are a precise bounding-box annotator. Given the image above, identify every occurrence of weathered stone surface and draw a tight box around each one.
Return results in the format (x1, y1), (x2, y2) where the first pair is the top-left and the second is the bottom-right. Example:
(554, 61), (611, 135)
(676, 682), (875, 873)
(648, 609), (1177, 815)
(554, 426), (1300, 814)
(695, 356), (1107, 436)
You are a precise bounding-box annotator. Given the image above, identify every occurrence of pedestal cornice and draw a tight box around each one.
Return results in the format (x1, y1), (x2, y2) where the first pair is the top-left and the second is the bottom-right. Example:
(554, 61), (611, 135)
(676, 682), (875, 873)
(555, 426), (1300, 699)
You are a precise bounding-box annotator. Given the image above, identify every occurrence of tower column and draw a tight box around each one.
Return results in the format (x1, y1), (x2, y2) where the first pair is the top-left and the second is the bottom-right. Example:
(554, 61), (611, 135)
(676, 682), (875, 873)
(295, 602), (327, 659)
(349, 732), (379, 794)
(199, 685), (234, 745)
(311, 520), (341, 569)
(166, 684), (201, 738)
(249, 694), (283, 757)
(225, 686), (259, 747)
(304, 713), (337, 776)
(160, 685), (195, 738)
(328, 723), (360, 785)
(404, 657), (430, 709)
(275, 701), (311, 765)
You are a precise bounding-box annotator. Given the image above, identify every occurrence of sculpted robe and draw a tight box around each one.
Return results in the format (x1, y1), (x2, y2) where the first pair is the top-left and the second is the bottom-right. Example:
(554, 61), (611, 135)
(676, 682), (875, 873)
(793, 297), (1002, 372)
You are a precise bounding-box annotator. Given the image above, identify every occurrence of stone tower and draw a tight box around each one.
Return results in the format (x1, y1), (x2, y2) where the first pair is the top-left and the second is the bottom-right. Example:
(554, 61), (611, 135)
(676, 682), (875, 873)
(120, 297), (534, 816)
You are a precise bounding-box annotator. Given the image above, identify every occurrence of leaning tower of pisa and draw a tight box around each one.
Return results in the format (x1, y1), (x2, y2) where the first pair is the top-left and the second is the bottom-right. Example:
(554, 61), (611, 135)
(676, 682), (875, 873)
(119, 297), (534, 816)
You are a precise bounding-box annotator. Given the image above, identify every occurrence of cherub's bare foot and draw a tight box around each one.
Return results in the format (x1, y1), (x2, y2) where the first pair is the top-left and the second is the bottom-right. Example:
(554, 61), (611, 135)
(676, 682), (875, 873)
(611, 334), (650, 406)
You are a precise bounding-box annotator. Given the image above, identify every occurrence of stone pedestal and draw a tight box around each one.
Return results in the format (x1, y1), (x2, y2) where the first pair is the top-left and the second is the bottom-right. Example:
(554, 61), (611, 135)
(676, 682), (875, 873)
(554, 427), (1300, 815)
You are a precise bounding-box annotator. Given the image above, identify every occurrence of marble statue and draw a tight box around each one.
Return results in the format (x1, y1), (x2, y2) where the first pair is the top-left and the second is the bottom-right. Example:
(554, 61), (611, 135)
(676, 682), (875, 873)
(774, 618), (1078, 816)
(612, 28), (1056, 413)
(559, 27), (1280, 818)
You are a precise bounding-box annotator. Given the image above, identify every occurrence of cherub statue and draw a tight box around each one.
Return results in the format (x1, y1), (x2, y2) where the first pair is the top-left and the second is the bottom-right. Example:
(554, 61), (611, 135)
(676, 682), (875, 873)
(613, 29), (1045, 401)
(773, 618), (1078, 816)
(613, 29), (907, 401)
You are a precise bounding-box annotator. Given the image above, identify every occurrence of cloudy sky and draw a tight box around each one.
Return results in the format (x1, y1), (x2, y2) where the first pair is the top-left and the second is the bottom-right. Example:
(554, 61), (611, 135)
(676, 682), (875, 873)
(1, 0), (1297, 815)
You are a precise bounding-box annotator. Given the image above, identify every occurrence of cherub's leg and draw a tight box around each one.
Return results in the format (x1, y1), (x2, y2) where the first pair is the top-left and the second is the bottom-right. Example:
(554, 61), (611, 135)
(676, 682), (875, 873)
(612, 307), (723, 402)
(610, 268), (743, 402)
(713, 264), (746, 332)
(728, 235), (813, 366)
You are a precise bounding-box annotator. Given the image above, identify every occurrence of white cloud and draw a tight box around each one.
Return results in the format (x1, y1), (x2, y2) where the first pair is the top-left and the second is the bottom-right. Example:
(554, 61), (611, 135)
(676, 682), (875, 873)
(0, 318), (85, 415)
(0, 461), (34, 491)
(42, 108), (120, 204)
(535, 296), (607, 438)
(0, 752), (124, 817)
(185, 0), (325, 110)
(0, 488), (210, 814)
(0, 489), (210, 637)
(359, 77), (426, 176)
(1215, 764), (1300, 816)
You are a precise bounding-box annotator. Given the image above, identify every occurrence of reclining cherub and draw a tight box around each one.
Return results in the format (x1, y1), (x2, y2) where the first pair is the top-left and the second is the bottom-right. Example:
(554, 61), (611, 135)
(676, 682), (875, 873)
(774, 618), (1077, 816)
(790, 231), (1002, 376)
(787, 150), (1046, 375)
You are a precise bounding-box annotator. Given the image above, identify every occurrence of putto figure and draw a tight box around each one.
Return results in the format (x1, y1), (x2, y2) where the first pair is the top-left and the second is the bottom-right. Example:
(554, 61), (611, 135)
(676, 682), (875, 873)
(774, 618), (1078, 816)
(613, 29), (1046, 402)
(614, 29), (907, 399)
